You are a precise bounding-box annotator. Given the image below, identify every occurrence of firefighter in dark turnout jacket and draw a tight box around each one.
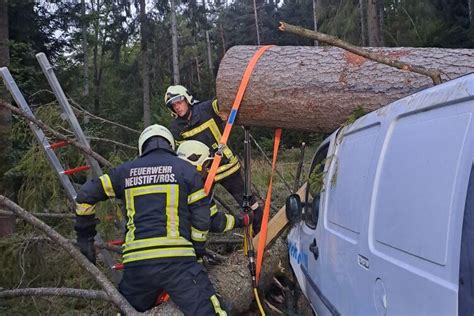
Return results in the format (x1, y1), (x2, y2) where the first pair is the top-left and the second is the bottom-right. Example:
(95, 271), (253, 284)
(165, 85), (263, 233)
(177, 140), (252, 233)
(74, 124), (226, 315)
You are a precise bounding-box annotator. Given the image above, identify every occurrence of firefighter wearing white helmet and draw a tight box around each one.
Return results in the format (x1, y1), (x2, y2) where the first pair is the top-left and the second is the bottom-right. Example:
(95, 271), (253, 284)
(138, 124), (175, 155)
(74, 124), (227, 314)
(165, 84), (264, 234)
(177, 140), (252, 234)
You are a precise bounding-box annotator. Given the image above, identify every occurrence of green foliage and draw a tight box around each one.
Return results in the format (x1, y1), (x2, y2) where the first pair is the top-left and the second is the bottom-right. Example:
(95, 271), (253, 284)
(344, 105), (368, 126)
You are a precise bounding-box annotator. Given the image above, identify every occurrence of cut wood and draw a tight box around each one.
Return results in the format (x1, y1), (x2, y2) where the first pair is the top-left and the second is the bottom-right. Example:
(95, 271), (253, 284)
(216, 46), (474, 132)
(252, 183), (307, 250)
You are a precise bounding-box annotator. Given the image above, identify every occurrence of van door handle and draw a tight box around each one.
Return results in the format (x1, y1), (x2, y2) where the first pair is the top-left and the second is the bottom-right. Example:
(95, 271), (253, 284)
(309, 239), (319, 260)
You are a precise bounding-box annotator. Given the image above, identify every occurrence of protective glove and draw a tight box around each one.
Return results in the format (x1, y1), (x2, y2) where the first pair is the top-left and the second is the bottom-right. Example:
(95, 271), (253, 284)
(77, 237), (96, 265)
(195, 246), (207, 262)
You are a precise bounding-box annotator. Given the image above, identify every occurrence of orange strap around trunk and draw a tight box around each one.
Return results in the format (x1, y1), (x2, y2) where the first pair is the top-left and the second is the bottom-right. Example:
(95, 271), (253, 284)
(204, 45), (274, 195)
(256, 128), (282, 283)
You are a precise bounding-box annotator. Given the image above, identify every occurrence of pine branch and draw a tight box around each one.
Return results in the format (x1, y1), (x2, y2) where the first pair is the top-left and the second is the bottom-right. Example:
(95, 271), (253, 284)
(0, 195), (138, 315)
(0, 288), (111, 302)
(278, 22), (443, 85)
(0, 100), (113, 168)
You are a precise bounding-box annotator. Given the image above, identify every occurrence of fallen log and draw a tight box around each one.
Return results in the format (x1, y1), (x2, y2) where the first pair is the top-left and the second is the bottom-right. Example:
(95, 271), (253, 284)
(216, 45), (474, 132)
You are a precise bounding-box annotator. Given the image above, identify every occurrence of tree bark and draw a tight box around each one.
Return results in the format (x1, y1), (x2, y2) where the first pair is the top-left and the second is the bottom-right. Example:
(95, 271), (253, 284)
(0, 288), (111, 302)
(367, 0), (382, 46)
(139, 0), (151, 126)
(206, 30), (214, 78)
(312, 0), (318, 46)
(92, 0), (101, 112)
(0, 0), (15, 237)
(359, 0), (367, 46)
(170, 0), (180, 85)
(81, 0), (89, 97)
(216, 45), (474, 133)
(253, 0), (261, 45)
(470, 0), (474, 28)
(377, 0), (384, 46)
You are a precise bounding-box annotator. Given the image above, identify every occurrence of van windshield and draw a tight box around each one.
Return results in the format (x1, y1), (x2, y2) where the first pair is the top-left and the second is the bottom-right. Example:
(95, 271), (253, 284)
(305, 143), (329, 229)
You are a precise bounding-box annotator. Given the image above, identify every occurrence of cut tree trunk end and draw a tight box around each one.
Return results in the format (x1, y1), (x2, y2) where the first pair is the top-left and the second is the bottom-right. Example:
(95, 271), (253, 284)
(216, 45), (474, 133)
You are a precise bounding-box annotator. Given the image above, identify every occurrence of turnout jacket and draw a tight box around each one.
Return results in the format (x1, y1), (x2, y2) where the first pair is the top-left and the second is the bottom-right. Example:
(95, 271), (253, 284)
(170, 100), (240, 182)
(75, 147), (210, 266)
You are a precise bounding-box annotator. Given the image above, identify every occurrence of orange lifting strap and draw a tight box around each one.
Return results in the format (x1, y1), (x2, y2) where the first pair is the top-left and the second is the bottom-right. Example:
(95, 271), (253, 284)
(256, 128), (282, 283)
(203, 45), (274, 195)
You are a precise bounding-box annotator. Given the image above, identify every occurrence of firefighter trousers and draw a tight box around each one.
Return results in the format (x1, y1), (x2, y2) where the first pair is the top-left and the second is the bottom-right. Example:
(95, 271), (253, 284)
(119, 261), (227, 315)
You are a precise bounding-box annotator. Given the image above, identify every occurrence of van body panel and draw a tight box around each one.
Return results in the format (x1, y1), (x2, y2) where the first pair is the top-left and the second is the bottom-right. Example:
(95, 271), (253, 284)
(288, 74), (474, 315)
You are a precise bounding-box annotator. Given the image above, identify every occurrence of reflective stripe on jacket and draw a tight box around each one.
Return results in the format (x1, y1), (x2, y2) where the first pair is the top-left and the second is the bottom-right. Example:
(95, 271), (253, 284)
(170, 100), (240, 182)
(75, 148), (210, 265)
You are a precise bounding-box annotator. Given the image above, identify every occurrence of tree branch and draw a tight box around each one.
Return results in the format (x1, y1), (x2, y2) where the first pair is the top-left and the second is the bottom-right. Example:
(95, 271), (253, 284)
(0, 287), (111, 302)
(0, 210), (75, 219)
(0, 195), (138, 315)
(278, 21), (443, 85)
(0, 100), (112, 168)
(68, 97), (141, 135)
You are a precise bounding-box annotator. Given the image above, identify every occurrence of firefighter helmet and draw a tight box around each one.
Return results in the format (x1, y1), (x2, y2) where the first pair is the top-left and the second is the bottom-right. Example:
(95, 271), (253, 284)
(138, 124), (175, 156)
(176, 140), (213, 171)
(164, 85), (195, 110)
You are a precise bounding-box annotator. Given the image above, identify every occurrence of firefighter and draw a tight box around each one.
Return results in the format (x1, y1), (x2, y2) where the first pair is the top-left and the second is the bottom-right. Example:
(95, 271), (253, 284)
(176, 140), (252, 234)
(74, 124), (227, 315)
(164, 85), (263, 233)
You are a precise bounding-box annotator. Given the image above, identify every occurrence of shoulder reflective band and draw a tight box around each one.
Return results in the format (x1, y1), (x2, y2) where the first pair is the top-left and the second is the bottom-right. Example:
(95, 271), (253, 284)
(256, 128), (282, 283)
(204, 45), (274, 194)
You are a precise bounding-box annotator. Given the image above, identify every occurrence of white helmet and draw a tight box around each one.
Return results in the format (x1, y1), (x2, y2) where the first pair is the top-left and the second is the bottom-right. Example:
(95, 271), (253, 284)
(176, 140), (213, 171)
(138, 124), (175, 156)
(164, 85), (194, 110)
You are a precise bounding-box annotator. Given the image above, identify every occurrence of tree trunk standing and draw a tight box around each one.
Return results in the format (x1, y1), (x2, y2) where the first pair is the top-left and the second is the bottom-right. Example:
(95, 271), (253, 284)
(377, 0), (384, 46)
(170, 0), (180, 85)
(312, 0), (318, 46)
(216, 46), (474, 132)
(359, 0), (367, 46)
(470, 0), (474, 27)
(219, 22), (226, 56)
(205, 30), (214, 78)
(367, 0), (382, 46)
(81, 0), (89, 97)
(253, 0), (261, 45)
(92, 0), (101, 112)
(0, 0), (15, 236)
(194, 54), (201, 85)
(139, 0), (151, 127)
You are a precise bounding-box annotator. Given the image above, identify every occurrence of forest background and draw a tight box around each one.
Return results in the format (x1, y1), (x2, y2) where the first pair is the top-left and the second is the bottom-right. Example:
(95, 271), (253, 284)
(0, 0), (473, 314)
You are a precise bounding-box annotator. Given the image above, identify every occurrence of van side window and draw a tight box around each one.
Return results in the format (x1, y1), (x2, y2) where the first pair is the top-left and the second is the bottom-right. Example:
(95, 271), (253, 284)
(305, 143), (329, 229)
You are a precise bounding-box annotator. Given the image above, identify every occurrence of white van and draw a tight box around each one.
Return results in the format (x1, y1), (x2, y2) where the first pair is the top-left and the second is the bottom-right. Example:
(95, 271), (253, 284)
(286, 73), (474, 315)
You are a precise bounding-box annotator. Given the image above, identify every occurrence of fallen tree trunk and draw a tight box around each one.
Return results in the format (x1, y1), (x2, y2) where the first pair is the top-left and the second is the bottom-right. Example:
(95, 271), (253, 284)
(216, 46), (474, 132)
